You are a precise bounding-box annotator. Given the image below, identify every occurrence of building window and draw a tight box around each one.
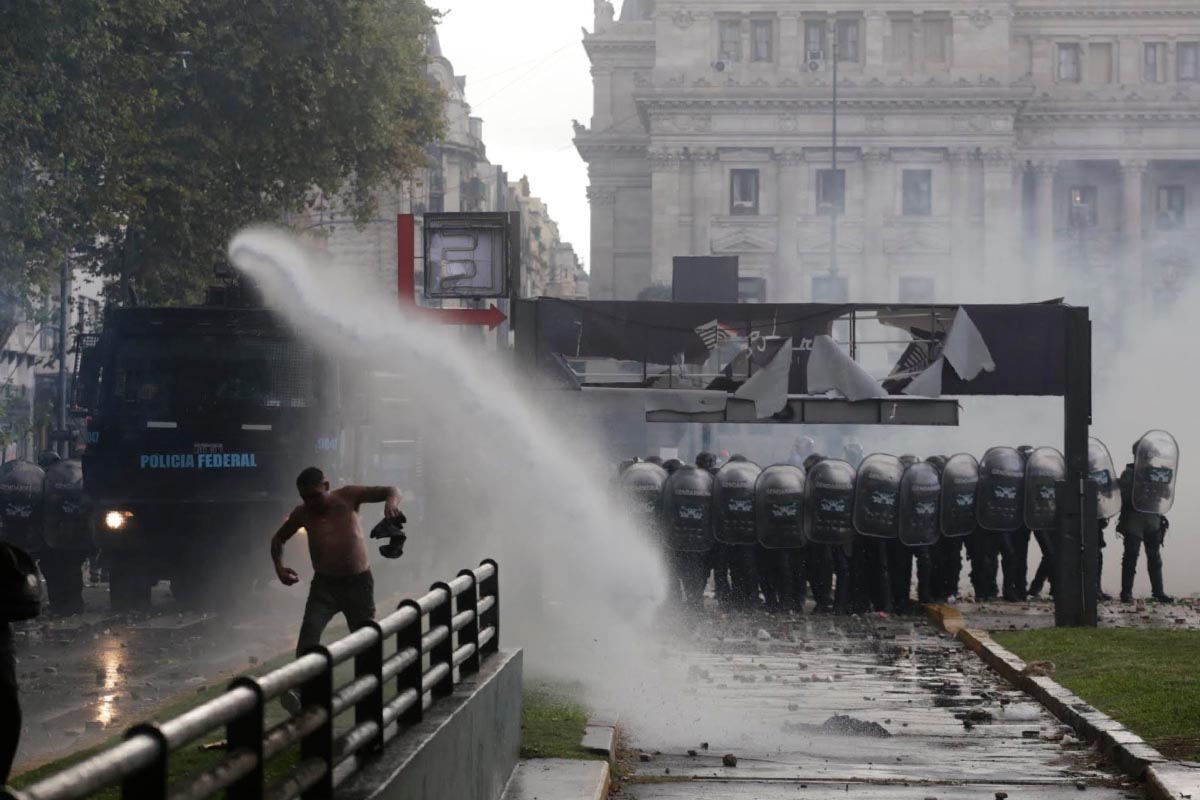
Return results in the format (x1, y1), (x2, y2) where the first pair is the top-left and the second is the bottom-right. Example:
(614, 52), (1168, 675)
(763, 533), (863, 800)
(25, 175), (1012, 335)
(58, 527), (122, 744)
(899, 276), (935, 303)
(1145, 42), (1167, 83)
(1068, 186), (1098, 229)
(730, 169), (760, 216)
(739, 277), (767, 303)
(751, 19), (773, 62)
(923, 17), (948, 62)
(902, 170), (933, 216)
(1179, 43), (1200, 81)
(39, 323), (57, 353)
(890, 17), (913, 62)
(805, 19), (827, 61)
(816, 169), (846, 215)
(1088, 43), (1113, 83)
(813, 275), (848, 302)
(836, 18), (860, 62)
(1157, 186), (1186, 229)
(1057, 43), (1081, 82)
(718, 19), (742, 63)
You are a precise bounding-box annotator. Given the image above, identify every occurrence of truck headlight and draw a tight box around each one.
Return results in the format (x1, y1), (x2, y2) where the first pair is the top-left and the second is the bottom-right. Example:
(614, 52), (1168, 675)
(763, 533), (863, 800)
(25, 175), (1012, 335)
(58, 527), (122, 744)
(104, 511), (132, 531)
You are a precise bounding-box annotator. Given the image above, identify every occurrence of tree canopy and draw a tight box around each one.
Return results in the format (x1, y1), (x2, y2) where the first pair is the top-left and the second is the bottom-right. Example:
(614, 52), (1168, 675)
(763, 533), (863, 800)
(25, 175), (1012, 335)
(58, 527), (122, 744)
(0, 0), (445, 328)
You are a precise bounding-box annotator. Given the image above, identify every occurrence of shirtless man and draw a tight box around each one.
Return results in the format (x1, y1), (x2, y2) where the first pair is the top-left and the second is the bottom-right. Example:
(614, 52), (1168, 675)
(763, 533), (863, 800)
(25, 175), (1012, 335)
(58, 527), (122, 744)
(271, 467), (402, 663)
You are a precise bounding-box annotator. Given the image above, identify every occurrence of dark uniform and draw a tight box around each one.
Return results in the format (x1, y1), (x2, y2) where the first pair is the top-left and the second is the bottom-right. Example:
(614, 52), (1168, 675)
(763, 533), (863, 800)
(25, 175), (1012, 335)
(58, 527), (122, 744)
(1117, 464), (1172, 603)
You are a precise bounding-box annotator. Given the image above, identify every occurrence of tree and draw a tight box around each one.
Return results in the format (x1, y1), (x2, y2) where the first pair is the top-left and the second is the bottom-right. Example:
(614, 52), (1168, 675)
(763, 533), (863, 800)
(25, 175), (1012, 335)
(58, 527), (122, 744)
(0, 0), (445, 315)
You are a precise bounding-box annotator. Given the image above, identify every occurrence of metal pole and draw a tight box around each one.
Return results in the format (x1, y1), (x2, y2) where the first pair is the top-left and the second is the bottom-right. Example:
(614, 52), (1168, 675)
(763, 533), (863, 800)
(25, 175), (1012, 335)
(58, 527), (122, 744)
(57, 261), (69, 457)
(830, 34), (839, 278)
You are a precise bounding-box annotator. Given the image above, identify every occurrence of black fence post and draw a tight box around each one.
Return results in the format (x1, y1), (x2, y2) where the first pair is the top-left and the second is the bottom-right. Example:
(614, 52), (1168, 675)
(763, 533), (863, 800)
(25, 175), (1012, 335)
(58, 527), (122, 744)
(225, 678), (265, 800)
(299, 646), (335, 800)
(355, 621), (385, 754)
(429, 582), (455, 698)
(397, 599), (423, 726)
(456, 569), (480, 676)
(121, 724), (168, 800)
(479, 558), (500, 655)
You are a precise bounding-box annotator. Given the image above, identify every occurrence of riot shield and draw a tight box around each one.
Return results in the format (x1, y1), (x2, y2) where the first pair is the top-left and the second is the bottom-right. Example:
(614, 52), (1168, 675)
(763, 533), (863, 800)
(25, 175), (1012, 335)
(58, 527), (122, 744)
(977, 447), (1025, 532)
(662, 466), (715, 553)
(713, 460), (762, 546)
(940, 454), (979, 538)
(1088, 437), (1122, 521)
(756, 465), (806, 550)
(899, 462), (942, 547)
(1133, 430), (1180, 514)
(619, 462), (668, 540)
(804, 459), (856, 546)
(43, 458), (90, 551)
(853, 454), (903, 539)
(0, 460), (47, 553)
(1024, 447), (1066, 531)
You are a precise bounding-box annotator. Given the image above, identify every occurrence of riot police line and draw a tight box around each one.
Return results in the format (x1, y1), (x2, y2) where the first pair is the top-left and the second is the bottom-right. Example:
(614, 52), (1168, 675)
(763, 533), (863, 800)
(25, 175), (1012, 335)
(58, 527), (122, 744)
(0, 457), (90, 617)
(618, 430), (1179, 614)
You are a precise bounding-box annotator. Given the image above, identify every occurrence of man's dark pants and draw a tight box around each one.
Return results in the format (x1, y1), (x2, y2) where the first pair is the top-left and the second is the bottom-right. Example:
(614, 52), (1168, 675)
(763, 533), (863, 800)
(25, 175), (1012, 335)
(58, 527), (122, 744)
(1, 622), (19, 786)
(296, 571), (377, 657)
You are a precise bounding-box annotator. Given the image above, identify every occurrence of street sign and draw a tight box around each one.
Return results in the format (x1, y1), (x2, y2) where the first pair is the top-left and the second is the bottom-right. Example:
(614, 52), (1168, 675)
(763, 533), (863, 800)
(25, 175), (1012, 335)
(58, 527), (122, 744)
(426, 304), (507, 331)
(423, 213), (514, 299)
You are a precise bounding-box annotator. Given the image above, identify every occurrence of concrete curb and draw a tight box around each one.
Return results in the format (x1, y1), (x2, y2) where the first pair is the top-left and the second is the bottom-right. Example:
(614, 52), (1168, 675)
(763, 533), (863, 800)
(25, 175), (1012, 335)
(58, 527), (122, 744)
(501, 759), (610, 800)
(581, 721), (617, 761)
(925, 604), (1200, 800)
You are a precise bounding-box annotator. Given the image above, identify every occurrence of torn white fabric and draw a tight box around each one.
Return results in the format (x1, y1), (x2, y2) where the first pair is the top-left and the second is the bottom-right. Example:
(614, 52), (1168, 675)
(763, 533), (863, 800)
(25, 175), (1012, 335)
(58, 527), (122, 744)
(943, 307), (996, 381)
(734, 338), (793, 418)
(807, 335), (887, 401)
(903, 357), (945, 397)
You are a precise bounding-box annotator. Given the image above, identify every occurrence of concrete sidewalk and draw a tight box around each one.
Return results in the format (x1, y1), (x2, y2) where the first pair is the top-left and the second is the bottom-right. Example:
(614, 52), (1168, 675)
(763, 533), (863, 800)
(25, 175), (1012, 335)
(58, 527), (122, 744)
(621, 613), (1143, 799)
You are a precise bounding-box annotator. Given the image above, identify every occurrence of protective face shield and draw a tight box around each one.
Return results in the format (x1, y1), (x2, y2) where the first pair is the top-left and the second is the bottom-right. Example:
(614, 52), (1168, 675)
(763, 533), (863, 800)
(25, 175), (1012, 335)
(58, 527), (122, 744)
(1132, 430), (1180, 514)
(899, 454), (919, 470)
(662, 459), (684, 475)
(755, 465), (806, 549)
(853, 454), (903, 539)
(42, 459), (91, 551)
(662, 465), (716, 553)
(925, 455), (947, 474)
(1024, 447), (1066, 531)
(619, 463), (669, 539)
(843, 442), (865, 468)
(940, 454), (980, 538)
(0, 460), (47, 553)
(977, 447), (1025, 532)
(804, 459), (856, 546)
(1088, 437), (1122, 521)
(794, 436), (815, 455)
(713, 460), (762, 546)
(899, 462), (942, 547)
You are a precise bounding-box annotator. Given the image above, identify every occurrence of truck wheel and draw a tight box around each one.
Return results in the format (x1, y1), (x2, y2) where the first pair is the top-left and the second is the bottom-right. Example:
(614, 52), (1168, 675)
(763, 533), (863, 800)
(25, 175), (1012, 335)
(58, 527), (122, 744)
(40, 550), (85, 616)
(109, 554), (151, 611)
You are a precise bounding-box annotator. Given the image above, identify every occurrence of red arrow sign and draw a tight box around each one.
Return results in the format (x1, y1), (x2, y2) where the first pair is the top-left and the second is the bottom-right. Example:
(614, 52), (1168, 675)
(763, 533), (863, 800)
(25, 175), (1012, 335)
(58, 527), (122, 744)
(424, 304), (507, 331)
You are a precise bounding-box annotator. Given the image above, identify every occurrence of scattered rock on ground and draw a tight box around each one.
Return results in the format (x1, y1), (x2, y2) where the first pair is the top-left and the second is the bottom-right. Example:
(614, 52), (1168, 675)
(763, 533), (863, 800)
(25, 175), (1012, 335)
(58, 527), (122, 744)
(820, 715), (892, 738)
(722, 753), (738, 767)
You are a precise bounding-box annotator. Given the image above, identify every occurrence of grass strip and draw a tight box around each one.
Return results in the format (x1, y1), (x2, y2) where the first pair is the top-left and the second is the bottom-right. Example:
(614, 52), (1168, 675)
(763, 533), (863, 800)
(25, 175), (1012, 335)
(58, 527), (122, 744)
(520, 682), (599, 761)
(993, 627), (1200, 762)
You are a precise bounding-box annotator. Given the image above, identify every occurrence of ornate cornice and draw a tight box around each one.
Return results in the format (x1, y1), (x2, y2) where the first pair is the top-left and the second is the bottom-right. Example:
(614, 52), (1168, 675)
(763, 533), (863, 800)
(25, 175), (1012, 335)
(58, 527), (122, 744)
(861, 148), (891, 167)
(1014, 5), (1200, 18)
(774, 148), (806, 166)
(946, 147), (977, 166)
(980, 148), (1016, 168)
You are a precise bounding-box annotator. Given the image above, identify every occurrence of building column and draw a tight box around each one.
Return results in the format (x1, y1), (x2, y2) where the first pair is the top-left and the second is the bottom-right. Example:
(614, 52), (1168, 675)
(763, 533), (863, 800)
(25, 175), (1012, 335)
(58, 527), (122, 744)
(1120, 159), (1148, 311)
(690, 150), (717, 256)
(982, 149), (1018, 300)
(862, 148), (890, 295)
(779, 13), (802, 72)
(650, 148), (684, 288)
(1033, 160), (1058, 298)
(591, 68), (613, 129)
(776, 149), (805, 301)
(586, 183), (617, 299)
(864, 10), (886, 75)
(947, 148), (973, 299)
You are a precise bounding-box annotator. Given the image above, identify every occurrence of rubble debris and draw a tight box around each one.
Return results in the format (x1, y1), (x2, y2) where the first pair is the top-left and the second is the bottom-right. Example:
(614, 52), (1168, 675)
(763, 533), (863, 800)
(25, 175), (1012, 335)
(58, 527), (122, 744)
(820, 715), (892, 738)
(722, 753), (738, 767)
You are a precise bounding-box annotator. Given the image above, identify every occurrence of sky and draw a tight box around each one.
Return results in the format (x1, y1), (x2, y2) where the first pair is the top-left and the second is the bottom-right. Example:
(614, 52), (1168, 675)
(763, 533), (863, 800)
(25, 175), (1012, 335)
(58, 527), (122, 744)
(436, 0), (597, 270)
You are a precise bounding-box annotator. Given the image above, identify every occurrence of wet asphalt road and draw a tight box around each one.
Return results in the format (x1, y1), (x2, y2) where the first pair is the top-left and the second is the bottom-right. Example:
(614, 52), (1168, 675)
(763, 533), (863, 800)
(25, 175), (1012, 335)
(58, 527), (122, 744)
(623, 612), (1144, 800)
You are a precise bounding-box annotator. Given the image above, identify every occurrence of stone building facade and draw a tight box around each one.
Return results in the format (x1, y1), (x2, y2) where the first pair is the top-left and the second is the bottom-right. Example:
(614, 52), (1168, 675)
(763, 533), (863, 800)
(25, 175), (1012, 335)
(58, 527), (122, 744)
(576, 0), (1200, 317)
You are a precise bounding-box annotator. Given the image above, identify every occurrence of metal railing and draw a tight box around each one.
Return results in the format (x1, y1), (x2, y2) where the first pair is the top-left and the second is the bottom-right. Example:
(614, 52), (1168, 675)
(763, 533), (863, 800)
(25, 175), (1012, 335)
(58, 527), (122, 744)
(9, 560), (500, 800)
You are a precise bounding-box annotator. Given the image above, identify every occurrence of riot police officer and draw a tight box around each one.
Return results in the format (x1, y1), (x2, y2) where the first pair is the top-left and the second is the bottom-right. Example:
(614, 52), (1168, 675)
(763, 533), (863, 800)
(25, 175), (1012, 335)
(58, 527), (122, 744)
(802, 454), (838, 612)
(1118, 440), (1174, 603)
(696, 452), (733, 608)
